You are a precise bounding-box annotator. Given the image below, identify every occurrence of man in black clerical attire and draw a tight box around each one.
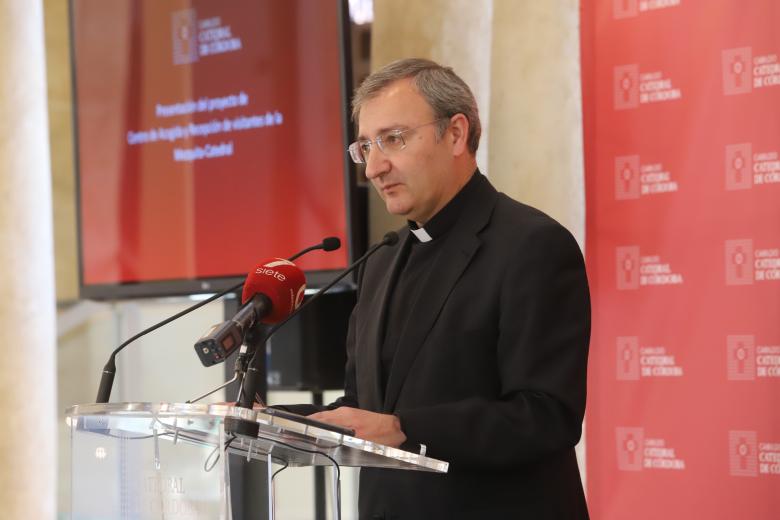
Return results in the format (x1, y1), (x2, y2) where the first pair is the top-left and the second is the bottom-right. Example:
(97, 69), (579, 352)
(289, 58), (590, 519)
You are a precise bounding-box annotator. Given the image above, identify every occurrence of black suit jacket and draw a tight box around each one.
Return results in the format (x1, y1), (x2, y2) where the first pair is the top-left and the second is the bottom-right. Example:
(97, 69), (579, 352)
(289, 174), (590, 519)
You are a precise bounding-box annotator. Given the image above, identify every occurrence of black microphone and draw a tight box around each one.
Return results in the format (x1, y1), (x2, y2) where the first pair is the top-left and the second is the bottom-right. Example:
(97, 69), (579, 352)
(94, 237), (341, 404)
(289, 236), (341, 261)
(237, 231), (400, 409)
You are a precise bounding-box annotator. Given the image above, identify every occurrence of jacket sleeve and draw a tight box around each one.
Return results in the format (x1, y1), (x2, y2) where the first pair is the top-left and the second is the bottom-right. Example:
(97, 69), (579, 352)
(395, 222), (591, 470)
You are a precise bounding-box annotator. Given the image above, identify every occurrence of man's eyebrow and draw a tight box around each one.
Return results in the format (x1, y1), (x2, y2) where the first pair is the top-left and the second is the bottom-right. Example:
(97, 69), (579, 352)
(357, 124), (410, 140)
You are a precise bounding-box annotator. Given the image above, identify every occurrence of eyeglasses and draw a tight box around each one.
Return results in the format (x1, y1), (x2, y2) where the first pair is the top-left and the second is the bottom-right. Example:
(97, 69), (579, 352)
(347, 119), (447, 164)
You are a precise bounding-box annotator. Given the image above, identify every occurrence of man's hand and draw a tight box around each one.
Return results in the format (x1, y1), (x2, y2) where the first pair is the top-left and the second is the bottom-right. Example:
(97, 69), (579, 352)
(309, 407), (407, 448)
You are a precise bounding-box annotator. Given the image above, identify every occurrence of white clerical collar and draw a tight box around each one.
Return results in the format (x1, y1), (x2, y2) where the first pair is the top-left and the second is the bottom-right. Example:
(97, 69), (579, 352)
(410, 226), (433, 243)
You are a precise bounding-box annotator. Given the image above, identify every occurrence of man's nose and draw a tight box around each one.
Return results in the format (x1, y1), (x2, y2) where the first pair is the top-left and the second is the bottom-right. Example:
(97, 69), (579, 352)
(364, 145), (391, 180)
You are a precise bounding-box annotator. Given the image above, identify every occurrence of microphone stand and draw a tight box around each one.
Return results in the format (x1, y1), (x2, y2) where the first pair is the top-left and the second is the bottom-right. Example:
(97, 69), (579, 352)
(236, 232), (399, 411)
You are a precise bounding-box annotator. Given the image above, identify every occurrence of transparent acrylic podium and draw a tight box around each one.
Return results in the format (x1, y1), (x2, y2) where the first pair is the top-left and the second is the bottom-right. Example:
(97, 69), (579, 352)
(66, 403), (448, 519)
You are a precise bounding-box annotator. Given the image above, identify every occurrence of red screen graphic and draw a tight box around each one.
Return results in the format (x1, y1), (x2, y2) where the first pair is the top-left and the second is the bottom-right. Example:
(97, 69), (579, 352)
(73, 0), (350, 291)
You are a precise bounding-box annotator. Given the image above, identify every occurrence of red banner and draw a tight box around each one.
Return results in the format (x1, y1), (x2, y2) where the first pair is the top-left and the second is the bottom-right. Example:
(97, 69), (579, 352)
(582, 1), (780, 518)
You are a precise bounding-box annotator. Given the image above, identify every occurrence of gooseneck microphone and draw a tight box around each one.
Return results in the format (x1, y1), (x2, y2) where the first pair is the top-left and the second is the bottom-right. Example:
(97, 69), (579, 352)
(289, 236), (341, 261)
(94, 237), (340, 404)
(194, 259), (306, 367)
(237, 231), (400, 409)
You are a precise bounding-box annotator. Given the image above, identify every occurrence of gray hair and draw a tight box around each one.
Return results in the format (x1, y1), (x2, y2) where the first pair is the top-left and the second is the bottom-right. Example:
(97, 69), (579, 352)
(352, 58), (481, 154)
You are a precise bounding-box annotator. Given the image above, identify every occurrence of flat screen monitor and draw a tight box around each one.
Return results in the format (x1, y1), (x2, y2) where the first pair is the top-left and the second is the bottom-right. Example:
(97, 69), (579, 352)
(71, 0), (358, 299)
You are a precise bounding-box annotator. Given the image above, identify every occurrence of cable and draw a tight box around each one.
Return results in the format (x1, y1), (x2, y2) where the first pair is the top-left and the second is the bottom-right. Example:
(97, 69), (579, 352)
(271, 458), (289, 480)
(204, 433), (237, 472)
(256, 434), (342, 517)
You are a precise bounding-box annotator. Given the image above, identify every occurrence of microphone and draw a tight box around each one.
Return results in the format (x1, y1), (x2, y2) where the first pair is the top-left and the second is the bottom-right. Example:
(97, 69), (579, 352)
(236, 231), (400, 409)
(289, 236), (341, 261)
(194, 259), (306, 367)
(94, 237), (339, 404)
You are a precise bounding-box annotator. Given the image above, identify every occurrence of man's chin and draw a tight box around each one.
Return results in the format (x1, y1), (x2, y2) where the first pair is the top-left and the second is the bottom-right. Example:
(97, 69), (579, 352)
(382, 196), (412, 217)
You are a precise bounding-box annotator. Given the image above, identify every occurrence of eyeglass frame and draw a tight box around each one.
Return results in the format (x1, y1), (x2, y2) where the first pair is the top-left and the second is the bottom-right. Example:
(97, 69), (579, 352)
(347, 118), (449, 165)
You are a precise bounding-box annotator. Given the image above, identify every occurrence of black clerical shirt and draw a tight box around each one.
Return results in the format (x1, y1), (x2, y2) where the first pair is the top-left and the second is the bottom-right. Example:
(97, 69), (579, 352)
(380, 171), (483, 393)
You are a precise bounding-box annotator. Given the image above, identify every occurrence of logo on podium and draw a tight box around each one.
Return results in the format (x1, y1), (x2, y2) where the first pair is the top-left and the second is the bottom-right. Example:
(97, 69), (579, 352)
(722, 47), (752, 95)
(616, 427), (644, 471)
(727, 335), (756, 381)
(725, 239), (754, 285)
(729, 430), (758, 477)
(614, 65), (640, 110)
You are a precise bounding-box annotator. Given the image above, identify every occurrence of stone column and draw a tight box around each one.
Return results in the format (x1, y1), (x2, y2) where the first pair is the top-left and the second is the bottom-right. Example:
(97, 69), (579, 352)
(0, 0), (57, 517)
(488, 0), (585, 245)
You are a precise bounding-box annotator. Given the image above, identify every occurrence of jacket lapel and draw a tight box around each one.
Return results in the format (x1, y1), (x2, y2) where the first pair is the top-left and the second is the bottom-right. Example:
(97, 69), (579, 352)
(356, 230), (413, 412)
(382, 176), (499, 412)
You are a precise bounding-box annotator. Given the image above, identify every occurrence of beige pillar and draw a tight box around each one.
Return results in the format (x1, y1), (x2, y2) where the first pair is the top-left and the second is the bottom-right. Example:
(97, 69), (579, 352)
(488, 0), (584, 246)
(0, 1), (57, 517)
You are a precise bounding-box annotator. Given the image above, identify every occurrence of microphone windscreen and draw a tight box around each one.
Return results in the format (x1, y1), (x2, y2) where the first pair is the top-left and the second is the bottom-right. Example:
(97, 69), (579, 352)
(322, 237), (341, 251)
(241, 259), (306, 323)
(383, 231), (400, 246)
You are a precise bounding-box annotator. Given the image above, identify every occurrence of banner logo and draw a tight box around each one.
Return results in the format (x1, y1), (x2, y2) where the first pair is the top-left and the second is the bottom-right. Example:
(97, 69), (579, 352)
(613, 0), (680, 19)
(615, 156), (640, 199)
(614, 65), (682, 109)
(723, 47), (780, 93)
(616, 155), (678, 199)
(725, 143), (753, 190)
(616, 427), (644, 471)
(725, 239), (754, 285)
(617, 427), (686, 471)
(722, 47), (752, 95)
(727, 335), (780, 379)
(613, 0), (638, 19)
(617, 246), (684, 289)
(726, 143), (780, 189)
(617, 336), (683, 379)
(729, 431), (758, 477)
(616, 336), (640, 380)
(616, 246), (640, 290)
(614, 65), (640, 109)
(727, 335), (756, 380)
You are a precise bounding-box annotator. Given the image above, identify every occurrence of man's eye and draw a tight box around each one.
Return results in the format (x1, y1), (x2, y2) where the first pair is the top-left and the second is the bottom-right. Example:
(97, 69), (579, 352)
(384, 133), (402, 146)
(359, 141), (372, 154)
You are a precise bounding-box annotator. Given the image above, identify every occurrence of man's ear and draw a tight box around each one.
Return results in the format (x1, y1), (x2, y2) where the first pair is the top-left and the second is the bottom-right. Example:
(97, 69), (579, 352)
(448, 113), (469, 156)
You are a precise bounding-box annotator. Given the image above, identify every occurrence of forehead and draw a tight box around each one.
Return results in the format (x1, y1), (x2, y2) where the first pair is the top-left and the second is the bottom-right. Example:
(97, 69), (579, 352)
(357, 78), (435, 138)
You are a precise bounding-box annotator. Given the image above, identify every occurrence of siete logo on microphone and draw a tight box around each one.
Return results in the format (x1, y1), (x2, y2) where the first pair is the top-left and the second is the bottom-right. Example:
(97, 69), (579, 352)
(255, 260), (291, 282)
